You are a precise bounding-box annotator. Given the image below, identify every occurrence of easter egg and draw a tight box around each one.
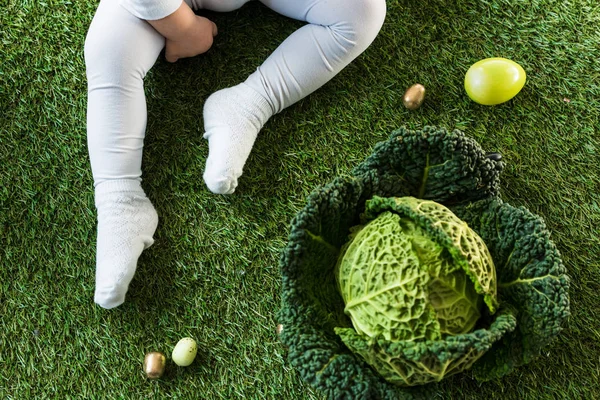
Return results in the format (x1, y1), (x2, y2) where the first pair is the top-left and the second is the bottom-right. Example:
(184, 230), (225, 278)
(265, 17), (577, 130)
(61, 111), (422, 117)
(464, 58), (526, 105)
(172, 337), (198, 367)
(403, 84), (426, 110)
(143, 352), (166, 379)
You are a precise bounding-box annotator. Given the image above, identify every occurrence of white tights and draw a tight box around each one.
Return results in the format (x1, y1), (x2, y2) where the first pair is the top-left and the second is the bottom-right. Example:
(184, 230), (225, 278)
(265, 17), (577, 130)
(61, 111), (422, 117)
(85, 0), (386, 189)
(84, 0), (386, 308)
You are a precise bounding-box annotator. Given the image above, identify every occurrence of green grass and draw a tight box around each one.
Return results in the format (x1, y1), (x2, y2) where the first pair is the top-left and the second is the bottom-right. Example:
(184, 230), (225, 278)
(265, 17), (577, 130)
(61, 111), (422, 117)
(1, 0), (599, 398)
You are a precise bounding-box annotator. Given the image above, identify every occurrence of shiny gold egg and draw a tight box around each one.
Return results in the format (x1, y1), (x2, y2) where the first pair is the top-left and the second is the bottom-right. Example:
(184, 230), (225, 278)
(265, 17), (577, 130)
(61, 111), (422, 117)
(276, 324), (283, 335)
(403, 84), (426, 110)
(144, 352), (166, 379)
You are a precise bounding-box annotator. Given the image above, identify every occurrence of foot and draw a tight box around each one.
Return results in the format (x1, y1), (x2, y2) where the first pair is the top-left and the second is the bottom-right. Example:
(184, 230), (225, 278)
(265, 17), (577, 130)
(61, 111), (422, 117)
(202, 82), (273, 194)
(93, 180), (158, 309)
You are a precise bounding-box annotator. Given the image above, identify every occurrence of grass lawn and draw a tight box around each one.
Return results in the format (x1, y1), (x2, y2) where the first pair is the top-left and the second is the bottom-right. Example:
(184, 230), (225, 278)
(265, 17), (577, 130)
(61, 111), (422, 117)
(1, 0), (599, 398)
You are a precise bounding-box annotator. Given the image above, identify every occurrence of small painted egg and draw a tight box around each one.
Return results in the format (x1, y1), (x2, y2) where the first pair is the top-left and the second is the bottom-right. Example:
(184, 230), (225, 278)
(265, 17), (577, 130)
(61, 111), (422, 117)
(143, 352), (166, 379)
(464, 58), (526, 105)
(172, 337), (198, 367)
(403, 84), (426, 110)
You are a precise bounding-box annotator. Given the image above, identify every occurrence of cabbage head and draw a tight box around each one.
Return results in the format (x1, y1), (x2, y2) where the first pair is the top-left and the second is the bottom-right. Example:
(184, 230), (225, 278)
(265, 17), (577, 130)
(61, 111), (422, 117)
(335, 196), (499, 386)
(277, 127), (569, 399)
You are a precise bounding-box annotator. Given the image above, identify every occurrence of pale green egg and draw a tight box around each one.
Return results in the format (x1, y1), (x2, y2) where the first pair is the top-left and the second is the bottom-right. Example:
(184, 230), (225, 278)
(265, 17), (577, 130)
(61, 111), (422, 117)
(464, 58), (526, 105)
(172, 337), (197, 367)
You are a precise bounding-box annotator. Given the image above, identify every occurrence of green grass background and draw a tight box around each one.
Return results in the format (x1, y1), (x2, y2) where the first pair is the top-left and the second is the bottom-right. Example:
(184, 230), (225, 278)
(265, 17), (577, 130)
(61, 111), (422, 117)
(1, 0), (599, 398)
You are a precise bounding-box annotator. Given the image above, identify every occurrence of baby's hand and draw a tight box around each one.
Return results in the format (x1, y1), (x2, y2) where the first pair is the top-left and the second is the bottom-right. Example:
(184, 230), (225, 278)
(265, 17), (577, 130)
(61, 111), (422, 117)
(148, 3), (218, 63)
(165, 16), (218, 63)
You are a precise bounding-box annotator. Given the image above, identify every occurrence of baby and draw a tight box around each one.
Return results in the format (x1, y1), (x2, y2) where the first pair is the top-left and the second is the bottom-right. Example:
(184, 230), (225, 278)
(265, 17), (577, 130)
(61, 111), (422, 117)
(85, 0), (386, 308)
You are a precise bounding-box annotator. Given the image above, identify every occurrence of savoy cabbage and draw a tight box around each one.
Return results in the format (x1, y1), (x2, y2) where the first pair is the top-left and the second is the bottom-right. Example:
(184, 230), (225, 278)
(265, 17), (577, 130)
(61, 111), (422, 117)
(277, 127), (570, 399)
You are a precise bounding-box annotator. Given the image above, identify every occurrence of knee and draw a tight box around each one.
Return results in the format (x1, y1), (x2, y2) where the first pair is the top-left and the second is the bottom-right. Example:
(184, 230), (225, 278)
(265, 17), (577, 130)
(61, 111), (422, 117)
(84, 22), (156, 86)
(331, 0), (387, 51)
(83, 26), (101, 71)
(84, 28), (133, 86)
(84, 22), (112, 77)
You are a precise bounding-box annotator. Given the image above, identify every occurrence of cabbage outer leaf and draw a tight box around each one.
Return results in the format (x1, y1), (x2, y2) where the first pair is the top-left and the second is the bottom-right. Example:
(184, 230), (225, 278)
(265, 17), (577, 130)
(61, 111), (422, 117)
(335, 309), (517, 387)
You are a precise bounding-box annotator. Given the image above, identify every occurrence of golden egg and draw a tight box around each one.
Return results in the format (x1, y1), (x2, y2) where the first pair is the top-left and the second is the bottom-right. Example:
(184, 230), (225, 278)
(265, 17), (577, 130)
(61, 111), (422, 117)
(144, 352), (166, 379)
(276, 324), (284, 335)
(403, 84), (426, 110)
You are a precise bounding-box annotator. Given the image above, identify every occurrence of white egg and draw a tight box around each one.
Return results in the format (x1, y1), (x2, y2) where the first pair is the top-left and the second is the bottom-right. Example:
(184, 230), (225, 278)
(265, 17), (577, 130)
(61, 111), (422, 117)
(172, 337), (198, 367)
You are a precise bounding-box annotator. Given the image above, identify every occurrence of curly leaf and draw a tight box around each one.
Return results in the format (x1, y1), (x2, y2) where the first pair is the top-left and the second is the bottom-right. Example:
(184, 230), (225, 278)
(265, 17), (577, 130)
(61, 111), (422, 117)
(450, 199), (570, 380)
(352, 127), (504, 204)
(335, 309), (517, 387)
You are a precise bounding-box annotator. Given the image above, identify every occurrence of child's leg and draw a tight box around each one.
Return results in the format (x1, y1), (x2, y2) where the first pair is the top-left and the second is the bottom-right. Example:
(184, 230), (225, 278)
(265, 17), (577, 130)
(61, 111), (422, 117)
(85, 0), (165, 308)
(202, 0), (387, 194)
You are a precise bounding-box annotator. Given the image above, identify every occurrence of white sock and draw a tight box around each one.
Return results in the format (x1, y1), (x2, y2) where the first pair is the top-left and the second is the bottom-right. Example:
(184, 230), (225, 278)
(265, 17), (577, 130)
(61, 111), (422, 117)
(93, 180), (158, 309)
(202, 82), (273, 194)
